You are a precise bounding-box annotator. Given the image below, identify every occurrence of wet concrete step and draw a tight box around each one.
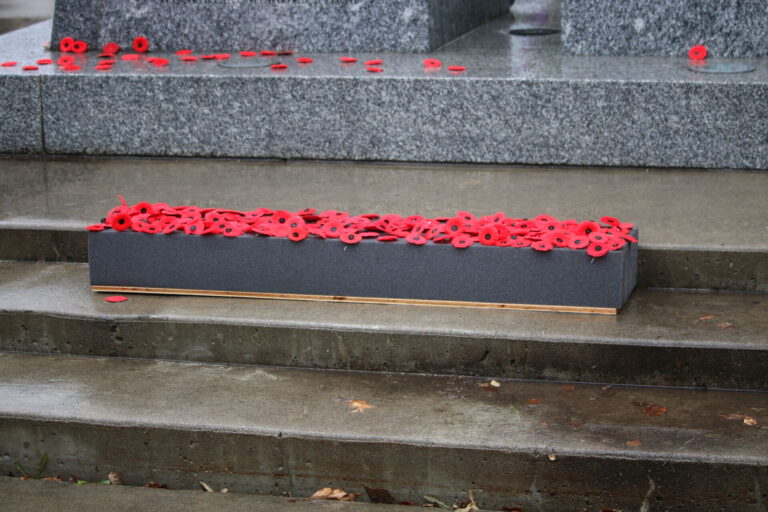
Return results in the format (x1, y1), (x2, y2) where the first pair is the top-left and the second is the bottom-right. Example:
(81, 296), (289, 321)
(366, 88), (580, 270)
(1, 156), (767, 292)
(0, 476), (419, 512)
(0, 352), (766, 511)
(1, 261), (767, 390)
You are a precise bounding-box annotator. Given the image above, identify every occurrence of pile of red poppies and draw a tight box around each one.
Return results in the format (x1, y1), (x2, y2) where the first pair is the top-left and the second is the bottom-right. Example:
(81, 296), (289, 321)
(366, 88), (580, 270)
(86, 197), (636, 258)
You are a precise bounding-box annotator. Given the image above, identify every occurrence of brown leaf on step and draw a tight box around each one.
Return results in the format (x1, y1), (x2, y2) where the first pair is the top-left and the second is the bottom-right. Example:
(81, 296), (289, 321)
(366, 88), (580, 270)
(743, 417), (758, 427)
(562, 384), (576, 392)
(107, 472), (123, 485)
(345, 399), (374, 413)
(42, 476), (62, 482)
(625, 439), (642, 447)
(527, 398), (542, 405)
(364, 486), (396, 504)
(698, 315), (716, 320)
(200, 481), (214, 492)
(310, 487), (358, 501)
(716, 322), (734, 329)
(633, 402), (667, 416)
(720, 413), (748, 421)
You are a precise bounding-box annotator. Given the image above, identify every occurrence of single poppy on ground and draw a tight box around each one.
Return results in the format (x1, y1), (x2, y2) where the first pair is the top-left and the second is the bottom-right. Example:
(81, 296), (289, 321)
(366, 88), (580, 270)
(406, 232), (428, 245)
(296, 57), (313, 64)
(103, 42), (120, 54)
(22, 65), (39, 71)
(85, 224), (106, 231)
(534, 214), (556, 224)
(451, 234), (474, 249)
(287, 226), (308, 242)
(133, 37), (150, 53)
(377, 235), (398, 242)
(214, 54), (231, 60)
(122, 54), (140, 61)
(541, 220), (561, 233)
(567, 237), (588, 250)
(587, 242), (610, 258)
(240, 51), (258, 57)
(365, 59), (383, 66)
(366, 66), (383, 73)
(94, 65), (113, 71)
(100, 59), (117, 65)
(181, 56), (198, 62)
(260, 50), (276, 56)
(151, 58), (170, 67)
(200, 54), (217, 60)
(59, 37), (75, 52)
(108, 212), (132, 231)
(36, 59), (53, 65)
(183, 221), (205, 235)
(447, 65), (466, 72)
(688, 45), (707, 60)
(271, 63), (288, 70)
(104, 295), (128, 303)
(478, 225), (500, 246)
(341, 231), (362, 244)
(339, 56), (357, 63)
(423, 58), (442, 68)
(72, 40), (88, 53)
(532, 241), (554, 252)
(1, 61), (17, 67)
(176, 49), (193, 56)
(575, 220), (601, 236)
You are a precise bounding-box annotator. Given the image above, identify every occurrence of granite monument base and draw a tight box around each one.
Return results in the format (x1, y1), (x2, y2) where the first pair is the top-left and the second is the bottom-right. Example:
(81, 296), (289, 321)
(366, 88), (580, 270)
(52, 0), (511, 53)
(562, 0), (768, 57)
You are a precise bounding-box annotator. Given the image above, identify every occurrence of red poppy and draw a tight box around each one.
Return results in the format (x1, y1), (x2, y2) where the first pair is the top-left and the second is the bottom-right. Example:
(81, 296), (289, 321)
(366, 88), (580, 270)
(377, 235), (398, 242)
(183, 221), (205, 235)
(260, 50), (276, 56)
(36, 59), (53, 65)
(221, 223), (245, 237)
(122, 54), (140, 61)
(1, 61), (17, 67)
(608, 238), (627, 251)
(544, 231), (570, 247)
(405, 232), (427, 245)
(200, 54), (217, 60)
(277, 50), (295, 56)
(240, 51), (258, 57)
(321, 220), (345, 238)
(532, 241), (553, 252)
(587, 242), (610, 258)
(478, 225), (500, 246)
(85, 224), (106, 231)
(100, 59), (117, 65)
(447, 65), (466, 72)
(271, 63), (288, 70)
(688, 45), (707, 60)
(287, 226), (308, 242)
(214, 54), (231, 60)
(133, 37), (150, 53)
(108, 212), (132, 231)
(588, 231), (609, 243)
(451, 234), (474, 249)
(511, 239), (531, 248)
(575, 220), (601, 236)
(365, 59), (383, 66)
(621, 233), (638, 243)
(423, 58), (442, 68)
(142, 224), (162, 234)
(181, 56), (198, 62)
(567, 237), (588, 250)
(341, 231), (362, 244)
(62, 65), (81, 72)
(296, 57), (313, 64)
(104, 295), (128, 303)
(151, 58), (170, 67)
(103, 42), (120, 54)
(600, 216), (620, 227)
(176, 49), (193, 56)
(162, 220), (182, 234)
(22, 66), (39, 71)
(59, 37), (75, 52)
(72, 40), (88, 53)
(339, 57), (357, 63)
(130, 202), (155, 216)
(94, 65), (112, 71)
(366, 66), (384, 73)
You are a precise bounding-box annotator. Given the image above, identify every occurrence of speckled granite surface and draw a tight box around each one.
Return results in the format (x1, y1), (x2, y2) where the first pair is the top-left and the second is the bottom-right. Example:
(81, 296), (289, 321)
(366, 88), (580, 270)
(0, 23), (41, 153)
(1, 13), (767, 169)
(562, 0), (768, 57)
(51, 0), (510, 52)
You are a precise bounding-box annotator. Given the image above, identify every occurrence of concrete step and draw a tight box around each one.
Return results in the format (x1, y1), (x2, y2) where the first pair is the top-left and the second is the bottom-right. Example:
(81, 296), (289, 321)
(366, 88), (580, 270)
(0, 8), (766, 170)
(1, 352), (766, 511)
(1, 155), (767, 292)
(1, 261), (767, 390)
(0, 476), (420, 512)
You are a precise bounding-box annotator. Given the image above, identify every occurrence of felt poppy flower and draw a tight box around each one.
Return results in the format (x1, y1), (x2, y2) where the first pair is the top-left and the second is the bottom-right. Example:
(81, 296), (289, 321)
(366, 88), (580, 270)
(359, 231), (380, 238)
(59, 37), (75, 52)
(406, 232), (427, 245)
(321, 220), (345, 238)
(162, 220), (182, 234)
(600, 216), (620, 227)
(176, 49), (193, 56)
(102, 42), (120, 54)
(286, 216), (305, 230)
(222, 223), (245, 237)
(451, 234), (474, 249)
(1, 61), (17, 67)
(575, 220), (601, 236)
(588, 231), (609, 243)
(214, 54), (231, 60)
(100, 59), (117, 65)
(22, 65), (39, 71)
(62, 65), (81, 72)
(108, 212), (132, 231)
(122, 54), (140, 61)
(478, 225), (500, 246)
(270, 210), (292, 225)
(688, 45), (707, 60)
(151, 58), (170, 67)
(377, 235), (398, 242)
(142, 224), (162, 234)
(132, 37), (150, 53)
(271, 63), (288, 70)
(423, 58), (442, 68)
(621, 233), (638, 243)
(181, 56), (198, 62)
(532, 241), (553, 252)
(341, 231), (362, 244)
(260, 50), (276, 56)
(131, 201), (156, 216)
(339, 57), (357, 63)
(240, 51), (258, 57)
(296, 57), (313, 64)
(94, 64), (112, 71)
(72, 41), (88, 53)
(365, 59), (383, 66)
(183, 221), (205, 235)
(85, 223), (106, 231)
(200, 54), (217, 60)
(567, 236), (588, 250)
(511, 239), (531, 248)
(288, 226), (308, 242)
(608, 238), (627, 251)
(587, 242), (610, 258)
(447, 65), (466, 72)
(366, 66), (384, 73)
(36, 59), (53, 65)
(545, 231), (570, 247)
(104, 295), (128, 303)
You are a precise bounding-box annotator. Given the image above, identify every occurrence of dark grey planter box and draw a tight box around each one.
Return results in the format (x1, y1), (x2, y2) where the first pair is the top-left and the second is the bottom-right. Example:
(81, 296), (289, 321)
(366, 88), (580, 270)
(89, 229), (638, 314)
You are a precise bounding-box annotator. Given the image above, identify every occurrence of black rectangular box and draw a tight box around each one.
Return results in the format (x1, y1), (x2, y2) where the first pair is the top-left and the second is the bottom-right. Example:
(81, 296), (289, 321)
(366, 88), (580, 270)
(89, 229), (638, 314)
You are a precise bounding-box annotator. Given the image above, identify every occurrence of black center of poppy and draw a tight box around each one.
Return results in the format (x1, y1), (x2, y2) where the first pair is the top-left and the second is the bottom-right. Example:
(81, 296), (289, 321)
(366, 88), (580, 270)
(348, 235), (355, 240)
(450, 225), (458, 231)
(118, 218), (125, 225)
(585, 228), (593, 234)
(140, 208), (147, 214)
(189, 226), (197, 231)
(225, 228), (232, 233)
(279, 218), (286, 223)
(100, 218), (106, 223)
(548, 225), (555, 231)
(330, 227), (337, 232)
(484, 234), (492, 240)
(595, 245), (603, 251)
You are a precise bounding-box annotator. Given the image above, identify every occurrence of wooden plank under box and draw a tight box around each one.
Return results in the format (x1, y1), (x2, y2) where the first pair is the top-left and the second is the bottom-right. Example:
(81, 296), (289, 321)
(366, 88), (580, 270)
(89, 229), (638, 314)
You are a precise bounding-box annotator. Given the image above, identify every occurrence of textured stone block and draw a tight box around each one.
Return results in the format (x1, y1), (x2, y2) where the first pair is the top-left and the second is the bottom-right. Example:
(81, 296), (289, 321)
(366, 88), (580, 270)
(562, 0), (768, 57)
(0, 75), (41, 153)
(51, 0), (510, 52)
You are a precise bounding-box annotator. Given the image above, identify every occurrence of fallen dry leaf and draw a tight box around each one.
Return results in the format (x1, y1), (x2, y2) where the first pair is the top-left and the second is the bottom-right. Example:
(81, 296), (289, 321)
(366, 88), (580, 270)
(220, 488), (229, 494)
(547, 452), (557, 461)
(716, 322), (734, 329)
(345, 399), (374, 413)
(200, 481), (214, 492)
(698, 315), (716, 320)
(107, 472), (123, 485)
(562, 384), (576, 392)
(310, 487), (358, 501)
(364, 486), (395, 504)
(633, 402), (668, 416)
(527, 398), (543, 405)
(743, 417), (758, 427)
(625, 439), (642, 447)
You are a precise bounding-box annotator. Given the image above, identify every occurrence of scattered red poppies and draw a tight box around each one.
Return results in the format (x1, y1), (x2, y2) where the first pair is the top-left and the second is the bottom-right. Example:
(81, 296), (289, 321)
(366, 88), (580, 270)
(87, 199), (635, 258)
